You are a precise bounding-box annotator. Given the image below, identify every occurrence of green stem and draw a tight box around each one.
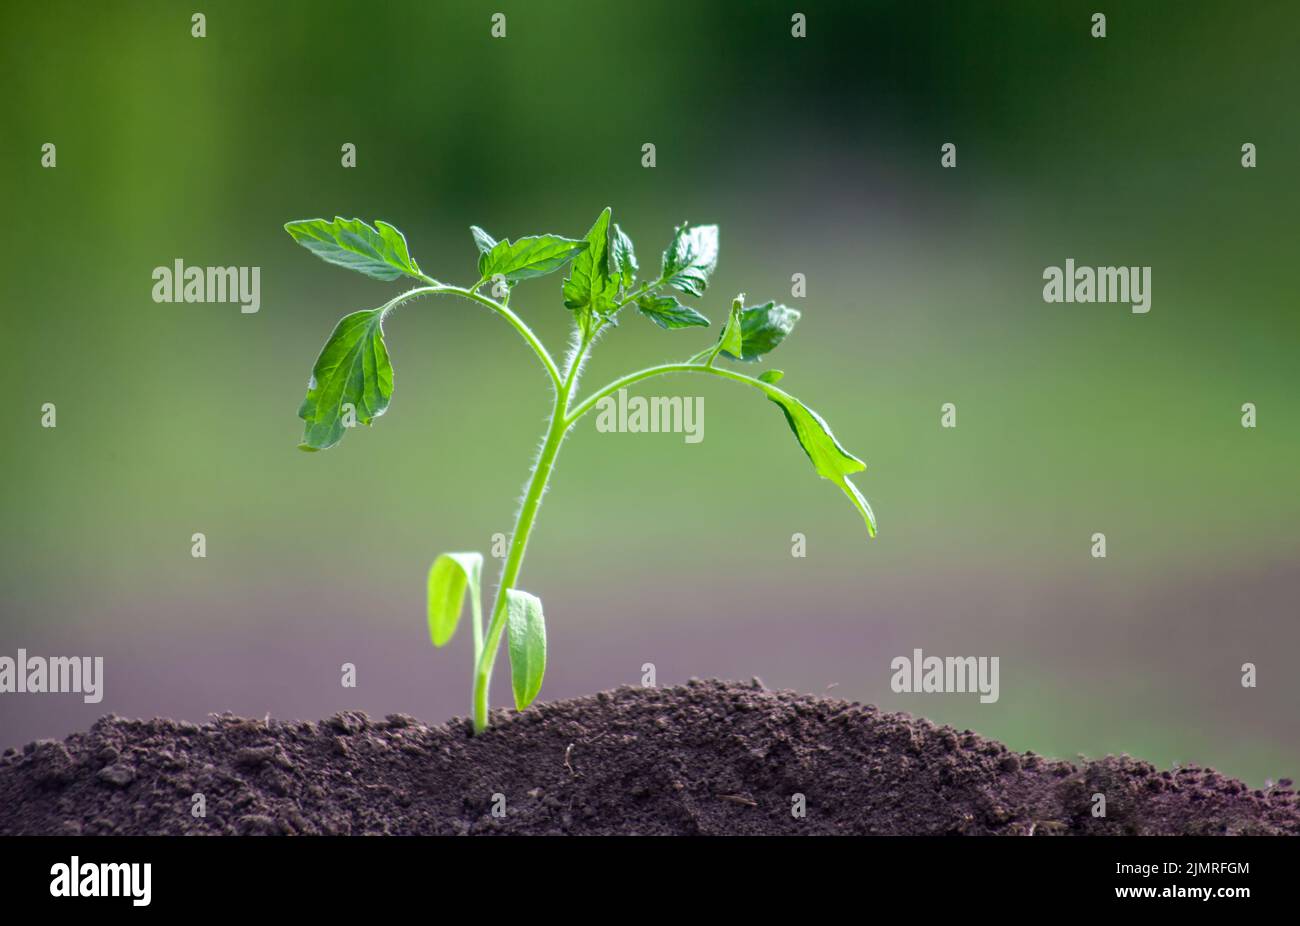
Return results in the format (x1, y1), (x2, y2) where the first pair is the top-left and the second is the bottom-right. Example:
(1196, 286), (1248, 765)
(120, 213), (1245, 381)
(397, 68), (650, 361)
(464, 348), (774, 730)
(471, 332), (591, 732)
(379, 280), (569, 728)
(565, 362), (774, 428)
(470, 409), (565, 731)
(470, 568), (484, 662)
(404, 279), (562, 388)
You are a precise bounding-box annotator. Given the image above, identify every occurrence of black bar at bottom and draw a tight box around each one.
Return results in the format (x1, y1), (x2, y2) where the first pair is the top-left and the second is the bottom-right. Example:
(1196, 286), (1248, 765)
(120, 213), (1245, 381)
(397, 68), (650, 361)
(0, 835), (1286, 911)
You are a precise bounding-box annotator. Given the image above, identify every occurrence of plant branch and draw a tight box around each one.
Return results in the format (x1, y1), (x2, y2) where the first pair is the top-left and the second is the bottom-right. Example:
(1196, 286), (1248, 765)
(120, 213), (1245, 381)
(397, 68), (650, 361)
(564, 362), (776, 429)
(410, 276), (562, 388)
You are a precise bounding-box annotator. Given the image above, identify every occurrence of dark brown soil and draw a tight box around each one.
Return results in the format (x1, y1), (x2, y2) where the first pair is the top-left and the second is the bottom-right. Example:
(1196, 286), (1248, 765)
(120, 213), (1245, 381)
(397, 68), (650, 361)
(2, 679), (1296, 835)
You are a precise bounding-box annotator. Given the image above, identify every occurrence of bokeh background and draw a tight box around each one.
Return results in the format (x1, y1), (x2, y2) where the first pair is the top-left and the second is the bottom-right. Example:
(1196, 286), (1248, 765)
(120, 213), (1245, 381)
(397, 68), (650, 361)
(2, 0), (1297, 785)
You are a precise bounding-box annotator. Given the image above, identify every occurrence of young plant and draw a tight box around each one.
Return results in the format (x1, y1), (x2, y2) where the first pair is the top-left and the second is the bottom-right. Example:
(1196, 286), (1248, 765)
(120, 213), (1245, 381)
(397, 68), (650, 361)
(285, 209), (876, 732)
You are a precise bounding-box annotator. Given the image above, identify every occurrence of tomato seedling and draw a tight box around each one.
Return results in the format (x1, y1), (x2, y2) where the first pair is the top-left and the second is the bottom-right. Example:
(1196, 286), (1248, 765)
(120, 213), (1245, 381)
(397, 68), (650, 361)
(285, 209), (876, 731)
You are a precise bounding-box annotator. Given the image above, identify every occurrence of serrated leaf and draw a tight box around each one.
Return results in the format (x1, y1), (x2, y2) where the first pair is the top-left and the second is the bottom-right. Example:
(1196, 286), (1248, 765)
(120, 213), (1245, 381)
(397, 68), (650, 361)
(285, 217), (421, 281)
(661, 223), (718, 297)
(506, 589), (547, 711)
(479, 234), (587, 282)
(636, 294), (710, 329)
(720, 302), (801, 361)
(563, 208), (620, 319)
(763, 387), (876, 537)
(427, 552), (483, 647)
(612, 223), (638, 289)
(758, 369), (784, 384)
(297, 307), (394, 451)
(470, 225), (498, 255)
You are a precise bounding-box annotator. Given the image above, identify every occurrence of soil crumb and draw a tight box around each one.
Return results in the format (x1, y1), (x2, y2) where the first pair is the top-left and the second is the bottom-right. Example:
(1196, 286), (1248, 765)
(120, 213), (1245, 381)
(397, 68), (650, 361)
(2, 680), (1296, 835)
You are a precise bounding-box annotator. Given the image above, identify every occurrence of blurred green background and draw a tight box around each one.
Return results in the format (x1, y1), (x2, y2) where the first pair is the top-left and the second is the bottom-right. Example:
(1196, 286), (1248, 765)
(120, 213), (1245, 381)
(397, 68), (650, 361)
(2, 1), (1297, 785)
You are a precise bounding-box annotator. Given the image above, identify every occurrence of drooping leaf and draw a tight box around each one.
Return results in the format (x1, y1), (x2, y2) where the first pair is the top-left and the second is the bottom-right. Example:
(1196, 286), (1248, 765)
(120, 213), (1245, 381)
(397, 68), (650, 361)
(427, 552), (483, 647)
(636, 294), (709, 330)
(470, 225), (498, 255)
(763, 386), (876, 537)
(758, 369), (784, 384)
(720, 302), (801, 361)
(612, 223), (638, 289)
(505, 589), (547, 710)
(562, 208), (620, 320)
(285, 217), (421, 281)
(297, 308), (394, 451)
(479, 234), (587, 282)
(661, 223), (719, 297)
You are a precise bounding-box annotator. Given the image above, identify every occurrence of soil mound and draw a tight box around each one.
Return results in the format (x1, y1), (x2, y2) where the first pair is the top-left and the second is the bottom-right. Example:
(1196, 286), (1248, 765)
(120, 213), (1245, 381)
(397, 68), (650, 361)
(2, 679), (1296, 835)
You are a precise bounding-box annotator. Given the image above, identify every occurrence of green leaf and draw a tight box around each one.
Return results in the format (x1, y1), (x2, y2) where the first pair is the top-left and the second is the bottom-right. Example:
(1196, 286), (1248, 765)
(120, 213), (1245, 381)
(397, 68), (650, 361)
(297, 307), (394, 451)
(758, 369), (784, 384)
(720, 302), (801, 361)
(285, 217), (421, 281)
(661, 222), (719, 297)
(636, 294), (710, 329)
(763, 386), (876, 538)
(506, 589), (547, 711)
(427, 552), (483, 647)
(717, 294), (745, 357)
(612, 223), (638, 289)
(470, 225), (497, 255)
(563, 208), (620, 320)
(479, 234), (587, 282)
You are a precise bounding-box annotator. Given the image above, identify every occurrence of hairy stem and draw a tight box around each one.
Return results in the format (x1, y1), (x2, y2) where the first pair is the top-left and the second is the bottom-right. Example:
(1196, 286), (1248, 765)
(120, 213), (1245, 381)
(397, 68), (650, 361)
(470, 327), (596, 732)
(375, 279), (568, 728)
(472, 390), (569, 731)
(405, 278), (562, 387)
(465, 344), (779, 730)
